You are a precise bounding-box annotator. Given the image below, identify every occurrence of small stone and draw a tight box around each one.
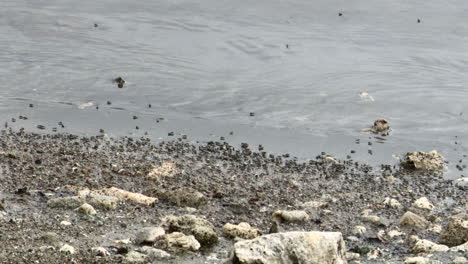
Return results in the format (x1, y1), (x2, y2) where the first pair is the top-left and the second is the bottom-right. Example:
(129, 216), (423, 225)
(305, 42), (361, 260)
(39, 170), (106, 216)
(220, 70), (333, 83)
(412, 197), (434, 210)
(383, 197), (401, 208)
(60, 221), (72, 226)
(399, 211), (430, 230)
(134, 227), (165, 245)
(387, 230), (404, 238)
(75, 203), (97, 215)
(139, 246), (171, 260)
(59, 244), (76, 255)
(157, 232), (200, 252)
(297, 200), (328, 209)
(361, 210), (382, 225)
(345, 252), (360, 261)
(223, 222), (262, 240)
(351, 226), (366, 237)
(272, 210), (310, 223)
(92, 247), (110, 257)
(452, 257), (468, 264)
(123, 251), (147, 264)
(114, 238), (131, 245)
(404, 256), (428, 264)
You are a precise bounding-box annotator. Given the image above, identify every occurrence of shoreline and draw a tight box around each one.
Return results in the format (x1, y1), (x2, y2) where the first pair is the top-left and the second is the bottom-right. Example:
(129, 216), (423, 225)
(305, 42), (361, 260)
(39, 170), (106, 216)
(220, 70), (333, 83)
(0, 130), (466, 263)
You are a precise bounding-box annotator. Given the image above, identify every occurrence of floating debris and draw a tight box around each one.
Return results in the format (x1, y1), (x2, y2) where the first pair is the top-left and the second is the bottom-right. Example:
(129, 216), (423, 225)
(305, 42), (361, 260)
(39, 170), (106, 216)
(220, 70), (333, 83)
(359, 92), (375, 102)
(114, 77), (125, 88)
(78, 102), (95, 109)
(362, 118), (390, 135)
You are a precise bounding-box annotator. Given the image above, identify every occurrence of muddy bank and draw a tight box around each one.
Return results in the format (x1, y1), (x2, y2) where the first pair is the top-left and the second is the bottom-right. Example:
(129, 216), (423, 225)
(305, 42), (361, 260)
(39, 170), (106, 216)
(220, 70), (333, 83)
(0, 130), (466, 263)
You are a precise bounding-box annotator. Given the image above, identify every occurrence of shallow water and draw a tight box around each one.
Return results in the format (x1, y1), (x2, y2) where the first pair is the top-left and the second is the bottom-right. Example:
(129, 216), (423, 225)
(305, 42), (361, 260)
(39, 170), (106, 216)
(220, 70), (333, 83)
(1, 0), (468, 179)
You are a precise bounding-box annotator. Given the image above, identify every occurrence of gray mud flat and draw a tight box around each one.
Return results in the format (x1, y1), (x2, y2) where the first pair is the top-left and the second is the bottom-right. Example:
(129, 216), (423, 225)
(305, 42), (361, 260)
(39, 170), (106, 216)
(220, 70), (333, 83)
(0, 130), (466, 263)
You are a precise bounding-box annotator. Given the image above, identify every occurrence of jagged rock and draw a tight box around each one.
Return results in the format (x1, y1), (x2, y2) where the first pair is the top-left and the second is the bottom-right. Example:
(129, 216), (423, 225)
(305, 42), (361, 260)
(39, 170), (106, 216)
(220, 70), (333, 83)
(412, 197), (434, 210)
(440, 213), (468, 247)
(231, 231), (346, 264)
(223, 222), (262, 239)
(123, 251), (147, 263)
(399, 211), (430, 229)
(147, 162), (180, 180)
(411, 239), (449, 253)
(48, 195), (118, 210)
(401, 150), (445, 171)
(157, 232), (200, 252)
(361, 209), (382, 225)
(163, 215), (218, 245)
(59, 244), (76, 254)
(272, 210), (309, 223)
(134, 227), (165, 245)
(78, 187), (157, 206)
(75, 203), (96, 215)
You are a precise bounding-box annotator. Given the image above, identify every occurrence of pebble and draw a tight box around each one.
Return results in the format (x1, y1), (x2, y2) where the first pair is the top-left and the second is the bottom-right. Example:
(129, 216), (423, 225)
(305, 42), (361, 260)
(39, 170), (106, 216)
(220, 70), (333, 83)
(59, 244), (76, 255)
(75, 203), (97, 215)
(272, 210), (310, 223)
(412, 197), (434, 210)
(383, 197), (401, 208)
(452, 257), (468, 264)
(404, 256), (428, 264)
(60, 221), (72, 226)
(139, 246), (171, 260)
(134, 227), (165, 245)
(92, 247), (110, 257)
(123, 251), (147, 263)
(351, 225), (367, 236)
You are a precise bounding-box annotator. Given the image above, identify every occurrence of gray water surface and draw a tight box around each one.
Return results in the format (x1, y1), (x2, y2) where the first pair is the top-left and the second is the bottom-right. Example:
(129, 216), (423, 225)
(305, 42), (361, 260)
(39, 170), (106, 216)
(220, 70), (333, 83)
(1, 0), (468, 178)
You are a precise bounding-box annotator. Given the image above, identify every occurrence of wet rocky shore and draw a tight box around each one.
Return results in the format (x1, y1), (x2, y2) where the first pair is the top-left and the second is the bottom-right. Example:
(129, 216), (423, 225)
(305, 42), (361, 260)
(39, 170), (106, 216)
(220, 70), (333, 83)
(0, 130), (466, 263)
